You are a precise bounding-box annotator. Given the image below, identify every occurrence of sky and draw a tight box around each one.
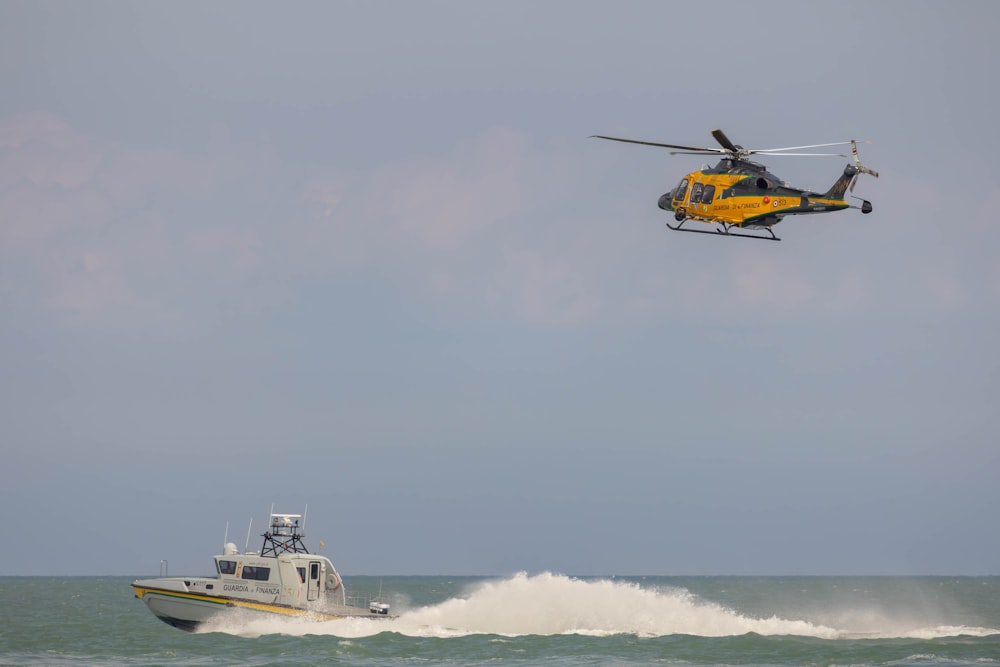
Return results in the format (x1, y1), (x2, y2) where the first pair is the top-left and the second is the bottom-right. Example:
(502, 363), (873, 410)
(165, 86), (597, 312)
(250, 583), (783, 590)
(1, 1), (998, 577)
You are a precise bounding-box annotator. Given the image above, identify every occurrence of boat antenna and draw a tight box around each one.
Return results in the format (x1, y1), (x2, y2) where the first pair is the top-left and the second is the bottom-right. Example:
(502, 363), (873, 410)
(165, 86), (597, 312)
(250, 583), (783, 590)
(302, 504), (308, 532)
(244, 517), (253, 554)
(223, 521), (229, 552)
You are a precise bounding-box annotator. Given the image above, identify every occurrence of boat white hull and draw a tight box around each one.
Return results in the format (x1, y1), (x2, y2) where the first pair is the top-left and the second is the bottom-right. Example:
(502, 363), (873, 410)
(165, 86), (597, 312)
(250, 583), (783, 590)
(133, 581), (381, 632)
(138, 588), (229, 631)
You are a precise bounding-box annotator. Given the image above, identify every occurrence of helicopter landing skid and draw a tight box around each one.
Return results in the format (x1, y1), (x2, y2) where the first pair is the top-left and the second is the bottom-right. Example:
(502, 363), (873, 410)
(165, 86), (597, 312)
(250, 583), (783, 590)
(666, 219), (780, 242)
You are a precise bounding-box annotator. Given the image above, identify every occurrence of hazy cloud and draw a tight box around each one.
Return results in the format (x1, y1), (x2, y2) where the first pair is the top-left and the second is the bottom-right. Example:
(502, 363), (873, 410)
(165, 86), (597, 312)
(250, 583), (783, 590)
(2, 1), (999, 576)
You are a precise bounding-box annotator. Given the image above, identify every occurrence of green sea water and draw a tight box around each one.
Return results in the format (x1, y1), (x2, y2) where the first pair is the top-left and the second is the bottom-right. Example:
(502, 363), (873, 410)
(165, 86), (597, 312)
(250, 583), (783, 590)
(1, 574), (998, 666)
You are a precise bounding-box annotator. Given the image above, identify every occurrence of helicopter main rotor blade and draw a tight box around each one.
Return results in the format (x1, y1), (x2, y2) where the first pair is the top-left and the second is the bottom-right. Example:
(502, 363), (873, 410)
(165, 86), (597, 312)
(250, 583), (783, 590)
(590, 135), (721, 153)
(754, 152), (849, 157)
(752, 140), (856, 153)
(711, 129), (739, 152)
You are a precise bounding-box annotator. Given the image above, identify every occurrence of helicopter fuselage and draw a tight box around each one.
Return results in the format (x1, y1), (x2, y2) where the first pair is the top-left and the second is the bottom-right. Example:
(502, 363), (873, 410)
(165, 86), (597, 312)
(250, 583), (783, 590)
(659, 158), (854, 230)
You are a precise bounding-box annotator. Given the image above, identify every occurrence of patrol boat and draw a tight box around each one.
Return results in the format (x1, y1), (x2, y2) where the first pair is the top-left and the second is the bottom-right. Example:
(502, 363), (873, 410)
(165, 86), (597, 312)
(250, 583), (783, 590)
(132, 511), (391, 631)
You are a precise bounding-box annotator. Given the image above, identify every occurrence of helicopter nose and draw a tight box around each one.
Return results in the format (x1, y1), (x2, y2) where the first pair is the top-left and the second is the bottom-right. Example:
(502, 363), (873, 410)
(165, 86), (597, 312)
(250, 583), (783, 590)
(658, 193), (673, 210)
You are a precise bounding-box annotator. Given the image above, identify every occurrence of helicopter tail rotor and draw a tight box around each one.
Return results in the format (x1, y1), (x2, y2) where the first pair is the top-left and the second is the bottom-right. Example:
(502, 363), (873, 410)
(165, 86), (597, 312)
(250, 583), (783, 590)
(849, 140), (878, 192)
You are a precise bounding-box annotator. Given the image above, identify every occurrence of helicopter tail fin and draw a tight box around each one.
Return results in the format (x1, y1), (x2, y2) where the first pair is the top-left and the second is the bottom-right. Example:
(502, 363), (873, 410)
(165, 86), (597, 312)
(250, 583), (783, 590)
(821, 164), (859, 200)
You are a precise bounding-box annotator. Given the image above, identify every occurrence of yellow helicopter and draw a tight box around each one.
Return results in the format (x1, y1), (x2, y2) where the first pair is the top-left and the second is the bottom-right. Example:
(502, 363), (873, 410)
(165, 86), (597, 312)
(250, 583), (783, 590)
(592, 129), (878, 241)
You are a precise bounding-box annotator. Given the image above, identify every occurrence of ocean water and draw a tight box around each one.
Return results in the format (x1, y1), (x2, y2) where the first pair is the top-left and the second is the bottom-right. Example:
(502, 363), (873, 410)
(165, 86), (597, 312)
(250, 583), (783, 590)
(1, 573), (998, 666)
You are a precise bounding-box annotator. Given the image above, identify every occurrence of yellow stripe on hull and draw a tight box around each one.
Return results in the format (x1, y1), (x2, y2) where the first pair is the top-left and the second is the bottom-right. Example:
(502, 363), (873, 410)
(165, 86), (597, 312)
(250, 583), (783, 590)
(132, 585), (347, 622)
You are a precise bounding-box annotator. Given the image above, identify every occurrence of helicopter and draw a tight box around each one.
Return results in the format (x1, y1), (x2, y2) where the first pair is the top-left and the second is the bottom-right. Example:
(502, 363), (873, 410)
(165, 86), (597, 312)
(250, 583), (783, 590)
(592, 128), (878, 241)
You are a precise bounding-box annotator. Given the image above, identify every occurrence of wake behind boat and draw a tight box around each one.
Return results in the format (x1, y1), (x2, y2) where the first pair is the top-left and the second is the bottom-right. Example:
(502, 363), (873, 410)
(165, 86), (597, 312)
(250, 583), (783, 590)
(132, 510), (392, 631)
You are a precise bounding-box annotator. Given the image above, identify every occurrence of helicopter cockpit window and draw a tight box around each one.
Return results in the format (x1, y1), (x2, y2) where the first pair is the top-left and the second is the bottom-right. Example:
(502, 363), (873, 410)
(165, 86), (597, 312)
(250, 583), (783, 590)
(673, 179), (688, 201)
(700, 184), (716, 203)
(690, 182), (704, 203)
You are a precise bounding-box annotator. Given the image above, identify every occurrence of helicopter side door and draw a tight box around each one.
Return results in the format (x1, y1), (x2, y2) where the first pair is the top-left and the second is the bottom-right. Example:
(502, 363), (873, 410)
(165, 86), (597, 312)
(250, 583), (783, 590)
(689, 180), (703, 214)
(697, 183), (716, 217)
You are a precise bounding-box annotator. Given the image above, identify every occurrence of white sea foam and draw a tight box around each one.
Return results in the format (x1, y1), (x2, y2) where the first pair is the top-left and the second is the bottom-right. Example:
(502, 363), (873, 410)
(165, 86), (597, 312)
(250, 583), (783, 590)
(198, 573), (1000, 639)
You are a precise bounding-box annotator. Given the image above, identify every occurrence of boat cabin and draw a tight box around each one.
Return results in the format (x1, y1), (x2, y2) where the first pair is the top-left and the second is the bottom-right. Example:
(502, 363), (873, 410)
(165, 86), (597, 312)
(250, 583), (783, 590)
(211, 513), (346, 608)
